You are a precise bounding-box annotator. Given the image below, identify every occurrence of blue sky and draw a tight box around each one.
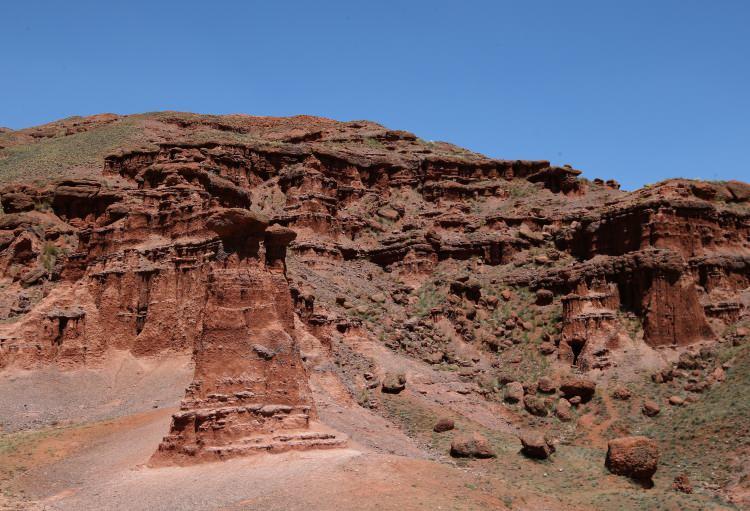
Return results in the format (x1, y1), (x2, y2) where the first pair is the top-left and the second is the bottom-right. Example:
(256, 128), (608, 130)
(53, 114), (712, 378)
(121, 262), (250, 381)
(1, 1), (748, 189)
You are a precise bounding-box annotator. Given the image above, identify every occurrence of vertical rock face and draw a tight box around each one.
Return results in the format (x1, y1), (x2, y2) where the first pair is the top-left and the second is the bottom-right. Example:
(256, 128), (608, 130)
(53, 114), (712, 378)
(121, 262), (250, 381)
(560, 280), (625, 370)
(151, 260), (343, 465)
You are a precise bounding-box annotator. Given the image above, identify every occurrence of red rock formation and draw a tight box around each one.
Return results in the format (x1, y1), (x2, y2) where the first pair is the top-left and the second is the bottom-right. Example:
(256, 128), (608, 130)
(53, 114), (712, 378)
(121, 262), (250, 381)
(0, 151), (348, 462)
(0, 113), (747, 470)
(560, 280), (625, 370)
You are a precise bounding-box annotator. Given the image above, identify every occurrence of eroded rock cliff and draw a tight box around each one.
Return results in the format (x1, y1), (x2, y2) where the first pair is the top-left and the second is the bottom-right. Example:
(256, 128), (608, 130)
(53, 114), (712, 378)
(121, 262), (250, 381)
(0, 112), (747, 467)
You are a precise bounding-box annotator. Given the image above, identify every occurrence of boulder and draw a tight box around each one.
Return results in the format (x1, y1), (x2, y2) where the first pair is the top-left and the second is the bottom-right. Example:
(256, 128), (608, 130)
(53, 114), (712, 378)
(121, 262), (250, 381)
(264, 224), (297, 247)
(651, 368), (674, 384)
(710, 366), (726, 383)
(612, 386), (632, 400)
(423, 351), (444, 365)
(668, 395), (685, 406)
(560, 378), (596, 403)
(677, 352), (701, 370)
(450, 432), (495, 458)
(537, 376), (556, 394)
(535, 289), (553, 306)
(433, 418), (455, 433)
(539, 342), (556, 355)
(555, 398), (573, 422)
(523, 395), (549, 417)
(642, 400), (661, 417)
(605, 436), (659, 481)
(252, 344), (275, 360)
(0, 190), (35, 213)
(726, 180), (750, 202)
(504, 381), (524, 403)
(672, 473), (693, 494)
(381, 372), (406, 394)
(207, 208), (269, 237)
(520, 431), (556, 459)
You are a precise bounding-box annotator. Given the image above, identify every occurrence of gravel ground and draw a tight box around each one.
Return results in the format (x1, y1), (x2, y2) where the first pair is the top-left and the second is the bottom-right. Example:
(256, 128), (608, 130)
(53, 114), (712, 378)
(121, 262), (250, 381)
(0, 350), (193, 432)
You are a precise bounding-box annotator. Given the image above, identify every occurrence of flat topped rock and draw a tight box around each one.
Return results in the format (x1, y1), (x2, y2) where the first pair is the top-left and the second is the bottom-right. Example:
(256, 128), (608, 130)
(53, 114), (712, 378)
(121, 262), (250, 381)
(46, 307), (86, 319)
(265, 224), (297, 245)
(207, 208), (269, 237)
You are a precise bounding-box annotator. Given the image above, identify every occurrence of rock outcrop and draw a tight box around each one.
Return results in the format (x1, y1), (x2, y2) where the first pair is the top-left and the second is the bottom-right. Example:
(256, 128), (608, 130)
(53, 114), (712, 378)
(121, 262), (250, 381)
(0, 112), (747, 470)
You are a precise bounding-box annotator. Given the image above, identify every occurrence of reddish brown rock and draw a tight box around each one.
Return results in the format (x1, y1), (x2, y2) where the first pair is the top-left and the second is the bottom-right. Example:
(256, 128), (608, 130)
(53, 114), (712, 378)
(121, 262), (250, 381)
(504, 381), (524, 403)
(642, 400), (661, 417)
(433, 418), (455, 433)
(672, 473), (693, 494)
(537, 376), (556, 394)
(555, 398), (573, 421)
(605, 436), (660, 481)
(668, 395), (685, 406)
(450, 432), (496, 458)
(0, 112), (747, 473)
(519, 431), (556, 459)
(523, 395), (549, 417)
(381, 372), (407, 394)
(560, 378), (596, 403)
(535, 289), (553, 306)
(612, 386), (632, 400)
(539, 341), (556, 355)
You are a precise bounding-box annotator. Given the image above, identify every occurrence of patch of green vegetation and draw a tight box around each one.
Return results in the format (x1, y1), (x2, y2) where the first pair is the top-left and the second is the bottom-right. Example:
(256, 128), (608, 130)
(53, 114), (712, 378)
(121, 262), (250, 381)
(363, 137), (384, 150)
(413, 281), (445, 317)
(508, 183), (534, 199)
(40, 242), (61, 271)
(0, 118), (149, 185)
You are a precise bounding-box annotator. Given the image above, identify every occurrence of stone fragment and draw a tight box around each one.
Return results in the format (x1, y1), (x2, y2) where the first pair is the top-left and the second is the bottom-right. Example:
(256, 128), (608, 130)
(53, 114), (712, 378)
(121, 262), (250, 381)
(450, 432), (495, 458)
(560, 378), (596, 403)
(555, 398), (573, 421)
(433, 418), (455, 433)
(504, 381), (524, 403)
(642, 400), (661, 417)
(520, 431), (556, 459)
(381, 372), (407, 394)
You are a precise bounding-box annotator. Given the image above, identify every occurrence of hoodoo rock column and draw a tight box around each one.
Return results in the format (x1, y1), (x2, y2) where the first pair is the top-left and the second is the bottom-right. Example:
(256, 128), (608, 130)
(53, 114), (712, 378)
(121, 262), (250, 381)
(151, 212), (346, 465)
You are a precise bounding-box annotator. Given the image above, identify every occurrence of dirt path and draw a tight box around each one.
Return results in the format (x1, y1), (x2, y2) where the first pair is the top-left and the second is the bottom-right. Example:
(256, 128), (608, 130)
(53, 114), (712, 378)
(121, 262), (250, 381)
(6, 407), (510, 511)
(580, 391), (617, 448)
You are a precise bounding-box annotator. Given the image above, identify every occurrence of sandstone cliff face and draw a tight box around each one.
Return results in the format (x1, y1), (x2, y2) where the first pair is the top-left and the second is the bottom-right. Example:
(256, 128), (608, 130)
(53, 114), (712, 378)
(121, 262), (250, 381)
(0, 133), (347, 462)
(0, 112), (748, 463)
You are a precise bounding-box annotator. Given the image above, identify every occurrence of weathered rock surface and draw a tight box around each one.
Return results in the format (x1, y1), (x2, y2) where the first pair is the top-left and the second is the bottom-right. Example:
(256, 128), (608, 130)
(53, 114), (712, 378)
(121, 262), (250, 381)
(450, 432), (496, 458)
(433, 418), (455, 432)
(520, 431), (556, 459)
(560, 378), (597, 403)
(504, 381), (525, 403)
(381, 372), (407, 394)
(605, 436), (660, 481)
(0, 112), (747, 475)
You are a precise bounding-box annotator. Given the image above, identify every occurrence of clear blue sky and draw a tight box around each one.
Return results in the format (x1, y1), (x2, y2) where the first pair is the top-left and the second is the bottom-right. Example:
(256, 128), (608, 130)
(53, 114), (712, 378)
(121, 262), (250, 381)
(1, 1), (748, 189)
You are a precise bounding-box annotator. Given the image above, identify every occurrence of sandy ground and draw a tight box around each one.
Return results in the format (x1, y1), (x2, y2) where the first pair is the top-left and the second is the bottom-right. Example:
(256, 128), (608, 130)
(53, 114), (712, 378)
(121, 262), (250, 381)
(0, 341), (518, 511)
(5, 407), (509, 511)
(0, 350), (193, 433)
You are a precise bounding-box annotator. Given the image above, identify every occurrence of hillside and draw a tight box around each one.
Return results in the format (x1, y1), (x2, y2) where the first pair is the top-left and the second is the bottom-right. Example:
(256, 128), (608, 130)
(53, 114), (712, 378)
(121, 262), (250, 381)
(0, 112), (748, 510)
